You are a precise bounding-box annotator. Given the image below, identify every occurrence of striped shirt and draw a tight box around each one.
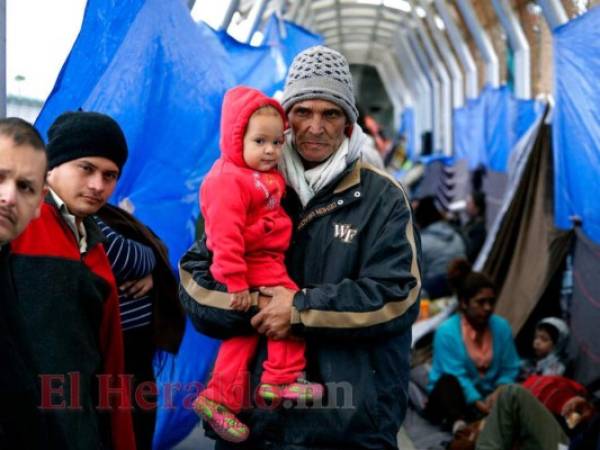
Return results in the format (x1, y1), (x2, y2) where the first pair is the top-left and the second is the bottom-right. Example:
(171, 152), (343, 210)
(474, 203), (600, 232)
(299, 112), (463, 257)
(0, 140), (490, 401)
(94, 216), (156, 331)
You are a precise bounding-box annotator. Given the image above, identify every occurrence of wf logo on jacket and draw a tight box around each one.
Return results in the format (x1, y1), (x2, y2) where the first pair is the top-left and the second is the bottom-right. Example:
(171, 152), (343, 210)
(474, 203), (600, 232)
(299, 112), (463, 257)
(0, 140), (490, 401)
(333, 223), (358, 243)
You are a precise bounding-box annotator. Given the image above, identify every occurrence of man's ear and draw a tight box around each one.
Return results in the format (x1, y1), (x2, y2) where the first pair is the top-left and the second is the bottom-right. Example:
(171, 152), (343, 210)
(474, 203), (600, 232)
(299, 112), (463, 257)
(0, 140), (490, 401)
(345, 123), (353, 137)
(34, 185), (49, 219)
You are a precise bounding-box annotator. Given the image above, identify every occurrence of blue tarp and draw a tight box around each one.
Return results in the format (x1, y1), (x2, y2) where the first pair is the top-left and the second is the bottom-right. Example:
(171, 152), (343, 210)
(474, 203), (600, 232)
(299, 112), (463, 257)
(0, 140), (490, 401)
(399, 108), (415, 160)
(36, 0), (234, 270)
(215, 29), (286, 96)
(453, 86), (542, 171)
(419, 154), (454, 166)
(262, 15), (324, 93)
(553, 6), (600, 244)
(453, 94), (486, 169)
(35, 0), (146, 137)
(209, 15), (322, 97)
(35, 2), (324, 448)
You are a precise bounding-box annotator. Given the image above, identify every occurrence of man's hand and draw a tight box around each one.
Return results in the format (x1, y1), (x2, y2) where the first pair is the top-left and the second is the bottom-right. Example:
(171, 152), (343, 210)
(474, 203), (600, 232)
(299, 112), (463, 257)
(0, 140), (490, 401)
(250, 286), (296, 340)
(474, 400), (491, 415)
(120, 273), (153, 298)
(561, 396), (595, 425)
(230, 289), (252, 312)
(483, 388), (501, 412)
(257, 292), (271, 310)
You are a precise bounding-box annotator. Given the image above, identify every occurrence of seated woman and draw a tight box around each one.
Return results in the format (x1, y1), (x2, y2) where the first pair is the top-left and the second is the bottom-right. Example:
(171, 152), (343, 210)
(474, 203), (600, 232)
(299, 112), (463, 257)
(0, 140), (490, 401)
(425, 259), (521, 431)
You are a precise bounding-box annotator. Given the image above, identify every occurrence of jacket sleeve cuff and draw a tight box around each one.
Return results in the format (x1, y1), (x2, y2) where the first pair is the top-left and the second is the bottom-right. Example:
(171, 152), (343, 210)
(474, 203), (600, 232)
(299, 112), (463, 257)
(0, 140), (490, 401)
(291, 290), (308, 325)
(465, 389), (482, 404)
(224, 276), (249, 293)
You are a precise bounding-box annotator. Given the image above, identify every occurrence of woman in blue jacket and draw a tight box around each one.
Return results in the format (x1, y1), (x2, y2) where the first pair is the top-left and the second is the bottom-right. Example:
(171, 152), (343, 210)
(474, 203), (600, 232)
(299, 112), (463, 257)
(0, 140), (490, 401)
(426, 259), (521, 431)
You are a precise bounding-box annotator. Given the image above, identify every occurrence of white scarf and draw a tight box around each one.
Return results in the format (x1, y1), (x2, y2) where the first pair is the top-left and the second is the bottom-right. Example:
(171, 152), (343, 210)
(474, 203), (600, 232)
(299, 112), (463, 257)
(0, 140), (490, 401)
(279, 125), (367, 207)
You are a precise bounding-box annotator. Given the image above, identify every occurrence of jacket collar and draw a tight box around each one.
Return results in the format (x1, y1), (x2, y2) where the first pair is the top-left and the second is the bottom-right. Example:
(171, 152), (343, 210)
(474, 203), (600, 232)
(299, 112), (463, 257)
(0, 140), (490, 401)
(333, 160), (361, 194)
(44, 192), (105, 250)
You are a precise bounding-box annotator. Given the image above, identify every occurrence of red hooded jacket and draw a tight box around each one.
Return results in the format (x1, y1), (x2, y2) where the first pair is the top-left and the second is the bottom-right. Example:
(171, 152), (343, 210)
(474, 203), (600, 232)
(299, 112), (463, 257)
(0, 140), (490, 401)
(200, 86), (297, 293)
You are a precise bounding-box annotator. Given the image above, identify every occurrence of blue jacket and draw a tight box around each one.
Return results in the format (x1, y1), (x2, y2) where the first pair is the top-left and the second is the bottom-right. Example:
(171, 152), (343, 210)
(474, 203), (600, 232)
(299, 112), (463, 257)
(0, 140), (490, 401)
(428, 313), (521, 404)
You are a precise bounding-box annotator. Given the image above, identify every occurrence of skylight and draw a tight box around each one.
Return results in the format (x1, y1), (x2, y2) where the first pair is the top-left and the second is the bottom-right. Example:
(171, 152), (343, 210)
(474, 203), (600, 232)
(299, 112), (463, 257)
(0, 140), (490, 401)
(383, 0), (411, 13)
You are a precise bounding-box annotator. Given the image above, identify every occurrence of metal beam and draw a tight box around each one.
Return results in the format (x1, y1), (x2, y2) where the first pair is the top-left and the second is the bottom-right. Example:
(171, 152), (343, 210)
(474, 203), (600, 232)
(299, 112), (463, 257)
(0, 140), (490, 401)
(411, 8), (451, 155)
(376, 61), (406, 130)
(296, 0), (312, 26)
(491, 0), (531, 99)
(220, 0), (241, 31)
(387, 52), (425, 152)
(408, 30), (441, 155)
(387, 57), (414, 109)
(455, 0), (500, 88)
(0, 0), (5, 118)
(434, 0), (477, 99)
(241, 0), (270, 43)
(344, 46), (413, 125)
(393, 33), (429, 155)
(537, 0), (569, 30)
(286, 0), (302, 22)
(422, 0), (464, 108)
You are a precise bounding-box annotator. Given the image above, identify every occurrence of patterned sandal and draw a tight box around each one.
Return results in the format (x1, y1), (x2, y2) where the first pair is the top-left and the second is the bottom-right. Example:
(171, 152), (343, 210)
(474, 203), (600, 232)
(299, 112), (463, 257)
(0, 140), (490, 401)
(257, 383), (282, 401)
(193, 395), (249, 443)
(280, 379), (324, 402)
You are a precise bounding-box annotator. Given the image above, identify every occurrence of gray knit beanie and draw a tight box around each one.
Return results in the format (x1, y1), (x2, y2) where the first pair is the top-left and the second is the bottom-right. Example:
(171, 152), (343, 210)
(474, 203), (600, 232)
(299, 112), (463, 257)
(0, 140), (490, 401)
(281, 45), (358, 124)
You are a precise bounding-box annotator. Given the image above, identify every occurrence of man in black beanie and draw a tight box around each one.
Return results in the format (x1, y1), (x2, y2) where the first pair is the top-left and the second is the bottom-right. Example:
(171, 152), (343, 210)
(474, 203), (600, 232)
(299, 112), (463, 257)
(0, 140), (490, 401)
(9, 111), (136, 450)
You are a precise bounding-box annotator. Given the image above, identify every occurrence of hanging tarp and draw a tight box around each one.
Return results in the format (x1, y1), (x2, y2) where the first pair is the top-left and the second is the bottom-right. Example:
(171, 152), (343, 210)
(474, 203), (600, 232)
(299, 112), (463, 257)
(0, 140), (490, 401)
(453, 86), (542, 172)
(553, 6), (600, 245)
(35, 0), (145, 136)
(413, 155), (453, 200)
(399, 107), (416, 160)
(35, 0), (235, 269)
(262, 14), (324, 93)
(215, 30), (286, 96)
(569, 228), (600, 386)
(480, 122), (572, 334)
(476, 109), (545, 269)
(453, 95), (486, 169)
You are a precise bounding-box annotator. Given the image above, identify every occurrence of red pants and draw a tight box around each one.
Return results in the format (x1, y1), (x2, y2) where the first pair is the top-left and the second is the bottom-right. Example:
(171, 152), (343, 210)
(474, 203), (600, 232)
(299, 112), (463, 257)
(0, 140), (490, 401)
(201, 335), (306, 413)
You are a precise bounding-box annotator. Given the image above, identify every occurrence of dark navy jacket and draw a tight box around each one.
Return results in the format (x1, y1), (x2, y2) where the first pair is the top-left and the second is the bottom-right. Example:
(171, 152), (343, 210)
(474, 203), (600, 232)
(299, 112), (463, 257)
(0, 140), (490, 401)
(180, 161), (422, 450)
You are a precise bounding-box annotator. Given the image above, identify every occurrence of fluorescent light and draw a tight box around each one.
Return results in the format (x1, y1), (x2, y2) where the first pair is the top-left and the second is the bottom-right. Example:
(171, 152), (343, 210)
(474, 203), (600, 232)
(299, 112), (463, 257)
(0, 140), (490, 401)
(250, 31), (264, 46)
(434, 15), (445, 30)
(191, 3), (227, 29)
(383, 0), (411, 12)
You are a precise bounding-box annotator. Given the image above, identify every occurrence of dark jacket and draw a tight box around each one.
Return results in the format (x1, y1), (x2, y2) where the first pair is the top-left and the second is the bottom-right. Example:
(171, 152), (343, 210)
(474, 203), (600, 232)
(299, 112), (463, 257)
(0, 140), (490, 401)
(462, 216), (486, 263)
(180, 161), (422, 450)
(9, 196), (136, 450)
(0, 245), (50, 449)
(97, 203), (185, 353)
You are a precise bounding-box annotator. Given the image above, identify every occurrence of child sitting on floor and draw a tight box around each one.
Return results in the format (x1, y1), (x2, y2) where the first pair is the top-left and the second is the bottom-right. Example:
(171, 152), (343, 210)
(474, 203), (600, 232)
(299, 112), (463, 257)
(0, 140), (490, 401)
(522, 317), (570, 378)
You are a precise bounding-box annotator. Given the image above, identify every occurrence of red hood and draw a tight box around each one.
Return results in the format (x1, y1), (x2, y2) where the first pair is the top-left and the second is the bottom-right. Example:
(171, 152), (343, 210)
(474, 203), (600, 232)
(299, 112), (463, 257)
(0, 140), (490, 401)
(220, 86), (287, 168)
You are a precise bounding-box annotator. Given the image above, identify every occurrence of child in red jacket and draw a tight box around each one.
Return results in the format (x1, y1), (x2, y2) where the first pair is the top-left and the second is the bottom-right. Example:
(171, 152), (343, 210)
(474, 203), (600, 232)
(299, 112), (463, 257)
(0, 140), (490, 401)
(193, 86), (323, 443)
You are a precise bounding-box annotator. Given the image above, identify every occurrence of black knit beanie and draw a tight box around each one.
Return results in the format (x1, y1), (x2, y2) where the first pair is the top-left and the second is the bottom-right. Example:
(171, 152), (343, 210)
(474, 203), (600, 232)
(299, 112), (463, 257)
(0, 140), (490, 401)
(46, 111), (128, 172)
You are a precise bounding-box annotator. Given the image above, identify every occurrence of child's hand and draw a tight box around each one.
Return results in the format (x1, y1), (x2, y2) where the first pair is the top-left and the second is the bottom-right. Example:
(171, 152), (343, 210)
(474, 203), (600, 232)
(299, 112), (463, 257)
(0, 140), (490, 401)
(230, 290), (252, 312)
